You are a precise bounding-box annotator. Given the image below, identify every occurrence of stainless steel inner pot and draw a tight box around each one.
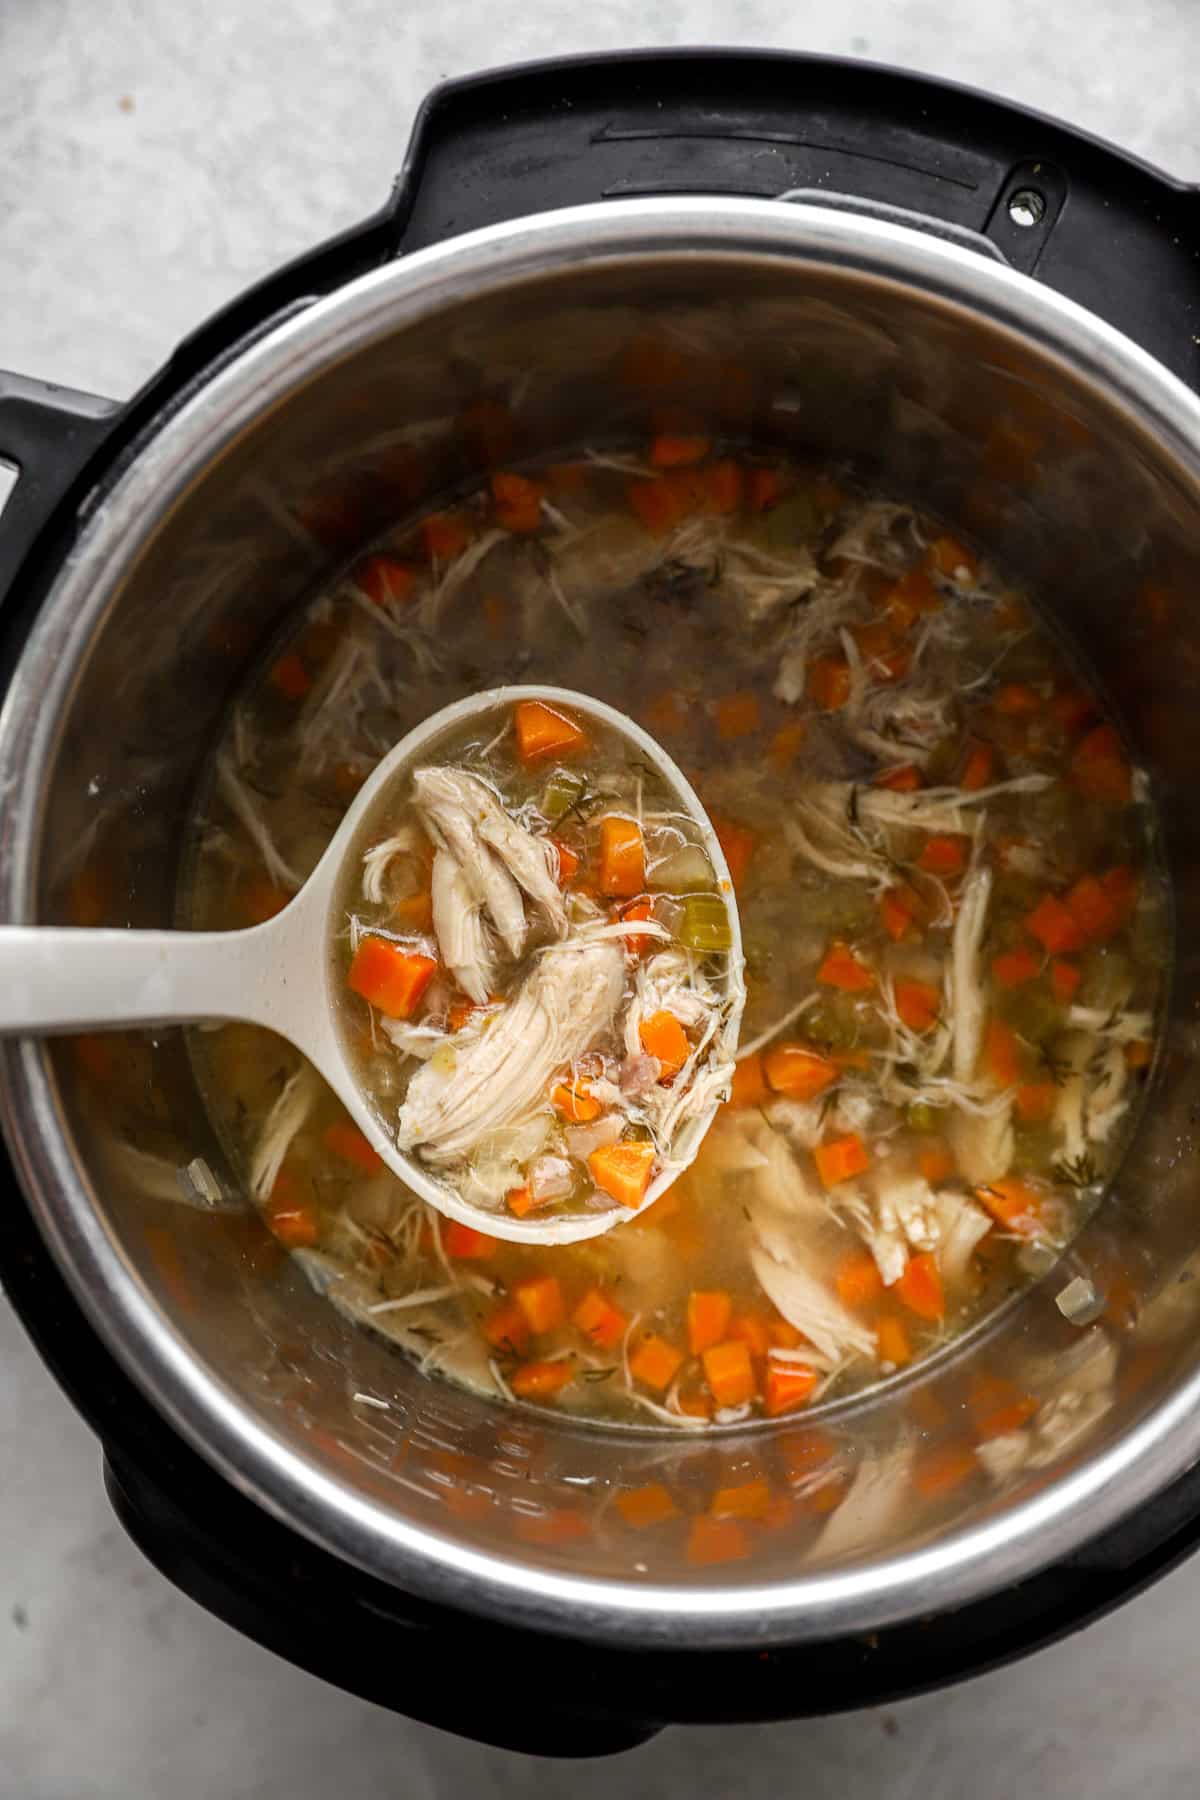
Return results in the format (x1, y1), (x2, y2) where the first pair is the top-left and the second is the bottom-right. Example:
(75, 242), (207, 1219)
(4, 197), (1200, 1649)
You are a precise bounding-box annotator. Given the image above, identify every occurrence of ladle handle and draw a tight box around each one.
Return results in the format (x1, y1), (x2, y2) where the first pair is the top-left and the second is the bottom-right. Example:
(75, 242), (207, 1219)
(0, 925), (281, 1036)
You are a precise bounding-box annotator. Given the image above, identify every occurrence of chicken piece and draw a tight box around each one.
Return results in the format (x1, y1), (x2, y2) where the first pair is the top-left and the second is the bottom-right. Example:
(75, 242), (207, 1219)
(748, 1227), (876, 1362)
(744, 1124), (828, 1221)
(762, 1097), (826, 1150)
(250, 1064), (318, 1199)
(814, 1446), (916, 1559)
(458, 1115), (553, 1210)
(950, 863), (991, 1087)
(431, 847), (496, 1005)
(1087, 1042), (1130, 1144)
(410, 768), (526, 957)
(950, 1102), (1014, 1186)
(874, 1170), (940, 1253)
(398, 940), (624, 1163)
(1052, 1031), (1092, 1166)
(934, 1188), (993, 1284)
(381, 1019), (448, 1061)
(976, 1431), (1032, 1484)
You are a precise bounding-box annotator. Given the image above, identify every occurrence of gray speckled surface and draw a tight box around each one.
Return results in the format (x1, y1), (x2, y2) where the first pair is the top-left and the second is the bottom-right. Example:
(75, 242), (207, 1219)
(4, 4), (1200, 1793)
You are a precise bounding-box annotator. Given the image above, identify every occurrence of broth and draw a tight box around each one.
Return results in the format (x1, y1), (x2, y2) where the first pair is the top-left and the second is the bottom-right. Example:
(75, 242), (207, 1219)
(186, 445), (1167, 1429)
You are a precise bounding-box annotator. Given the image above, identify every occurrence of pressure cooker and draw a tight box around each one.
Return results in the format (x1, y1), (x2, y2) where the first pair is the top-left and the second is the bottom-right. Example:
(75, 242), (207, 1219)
(4, 51), (1200, 1757)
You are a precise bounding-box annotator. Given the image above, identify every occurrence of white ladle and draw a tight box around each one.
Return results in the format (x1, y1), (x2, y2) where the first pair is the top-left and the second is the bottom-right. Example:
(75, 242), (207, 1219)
(0, 686), (744, 1244)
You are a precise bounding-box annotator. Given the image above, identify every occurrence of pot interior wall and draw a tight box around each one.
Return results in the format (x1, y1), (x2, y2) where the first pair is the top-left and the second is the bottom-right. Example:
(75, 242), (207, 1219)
(25, 242), (1200, 1613)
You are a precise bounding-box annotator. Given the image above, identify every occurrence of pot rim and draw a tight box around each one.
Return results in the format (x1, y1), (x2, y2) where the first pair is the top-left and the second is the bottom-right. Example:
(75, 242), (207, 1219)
(4, 194), (1200, 1649)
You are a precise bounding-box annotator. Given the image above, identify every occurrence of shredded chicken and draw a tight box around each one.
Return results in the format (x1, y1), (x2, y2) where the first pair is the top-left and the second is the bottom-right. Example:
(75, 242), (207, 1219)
(430, 848), (496, 1004)
(398, 940), (624, 1167)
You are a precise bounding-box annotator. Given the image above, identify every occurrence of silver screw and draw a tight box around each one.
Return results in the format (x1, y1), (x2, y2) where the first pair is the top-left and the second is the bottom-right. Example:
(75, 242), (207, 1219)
(1008, 188), (1047, 229)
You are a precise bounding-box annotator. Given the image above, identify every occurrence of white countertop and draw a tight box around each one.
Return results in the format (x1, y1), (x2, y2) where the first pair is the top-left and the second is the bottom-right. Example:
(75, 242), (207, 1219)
(3, 3), (1200, 1792)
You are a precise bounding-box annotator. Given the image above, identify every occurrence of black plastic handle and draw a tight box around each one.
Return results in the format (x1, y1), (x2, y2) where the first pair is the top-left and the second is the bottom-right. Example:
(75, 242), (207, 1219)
(392, 49), (1200, 388)
(0, 373), (121, 608)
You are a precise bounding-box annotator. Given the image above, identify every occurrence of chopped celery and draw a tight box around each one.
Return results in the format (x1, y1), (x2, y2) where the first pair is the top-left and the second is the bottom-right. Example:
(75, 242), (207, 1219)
(677, 891), (733, 954)
(905, 1101), (939, 1133)
(761, 492), (820, 552)
(540, 767), (589, 823)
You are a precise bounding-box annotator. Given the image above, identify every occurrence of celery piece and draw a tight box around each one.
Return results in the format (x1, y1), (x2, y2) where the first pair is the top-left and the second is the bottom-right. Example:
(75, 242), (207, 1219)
(677, 892), (733, 954)
(905, 1101), (939, 1133)
(540, 767), (588, 824)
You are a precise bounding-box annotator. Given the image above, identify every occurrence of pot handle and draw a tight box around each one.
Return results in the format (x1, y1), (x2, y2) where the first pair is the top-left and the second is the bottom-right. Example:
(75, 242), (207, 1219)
(390, 50), (1200, 389)
(0, 372), (121, 611)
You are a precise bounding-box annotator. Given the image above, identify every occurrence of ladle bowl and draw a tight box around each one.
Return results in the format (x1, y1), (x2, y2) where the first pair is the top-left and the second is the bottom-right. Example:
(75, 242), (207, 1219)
(0, 684), (744, 1242)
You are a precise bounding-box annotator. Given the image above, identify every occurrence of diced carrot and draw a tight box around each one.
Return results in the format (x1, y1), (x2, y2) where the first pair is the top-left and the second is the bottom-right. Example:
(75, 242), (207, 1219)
(443, 1220), (499, 1260)
(322, 1121), (384, 1174)
(265, 1171), (319, 1248)
(573, 1287), (628, 1351)
(880, 884), (919, 942)
(627, 473), (694, 535)
(1050, 958), (1081, 1004)
(813, 1133), (870, 1190)
(511, 1360), (574, 1400)
(650, 432), (711, 467)
(1024, 893), (1084, 955)
(876, 1314), (912, 1367)
(629, 1333), (685, 1392)
(588, 1140), (655, 1209)
(513, 1274), (566, 1335)
(491, 471), (545, 533)
(269, 651), (311, 700)
(240, 875), (293, 926)
(746, 466), (784, 512)
(764, 1360), (819, 1417)
(640, 1011), (691, 1082)
(688, 1290), (733, 1356)
(1050, 687), (1094, 734)
(728, 1052), (771, 1109)
(598, 815), (645, 897)
(1016, 1081), (1057, 1123)
(768, 718), (807, 768)
(926, 535), (979, 584)
(1125, 1038), (1154, 1071)
(968, 1374), (1039, 1440)
(420, 512), (470, 561)
(1072, 723), (1132, 804)
(895, 1251), (944, 1322)
(918, 834), (968, 877)
(512, 1506), (590, 1547)
(618, 897), (656, 955)
(711, 815), (757, 891)
(982, 1017), (1022, 1087)
(699, 459), (744, 514)
(817, 939), (874, 992)
(714, 690), (761, 741)
(643, 689), (690, 737)
(552, 1079), (601, 1123)
(976, 1175), (1043, 1232)
(993, 682), (1042, 716)
(1065, 873), (1121, 943)
(544, 461), (590, 496)
(389, 886), (433, 931)
(505, 1185), (542, 1219)
(514, 698), (588, 763)
(919, 1142), (955, 1186)
(347, 937), (437, 1019)
(836, 1249), (884, 1309)
(616, 1483), (679, 1528)
(687, 1515), (750, 1566)
(960, 740), (996, 792)
(1102, 864), (1139, 920)
(831, 1048), (872, 1073)
(482, 1301), (532, 1355)
(550, 837), (581, 884)
(763, 1042), (838, 1100)
(808, 656), (852, 710)
(875, 763), (922, 792)
(728, 1311), (772, 1358)
(992, 944), (1040, 988)
(674, 1387), (714, 1420)
(768, 1315), (804, 1349)
(332, 760), (369, 799)
(894, 978), (941, 1033)
(914, 1442), (979, 1501)
(711, 1475), (773, 1519)
(882, 564), (940, 628)
(72, 1034), (116, 1084)
(447, 996), (482, 1032)
(356, 554), (416, 607)
(702, 1339), (756, 1408)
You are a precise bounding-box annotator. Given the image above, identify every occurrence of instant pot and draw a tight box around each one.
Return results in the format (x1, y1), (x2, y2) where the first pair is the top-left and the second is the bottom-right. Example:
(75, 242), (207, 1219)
(5, 51), (1200, 1757)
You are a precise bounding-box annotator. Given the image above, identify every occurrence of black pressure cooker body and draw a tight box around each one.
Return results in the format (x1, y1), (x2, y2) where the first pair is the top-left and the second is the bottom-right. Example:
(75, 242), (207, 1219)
(4, 53), (1200, 1758)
